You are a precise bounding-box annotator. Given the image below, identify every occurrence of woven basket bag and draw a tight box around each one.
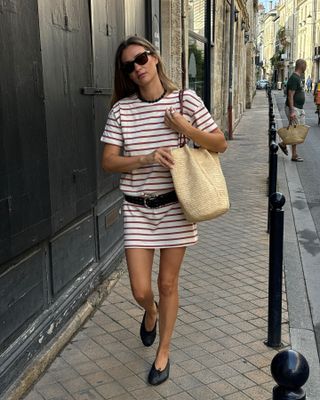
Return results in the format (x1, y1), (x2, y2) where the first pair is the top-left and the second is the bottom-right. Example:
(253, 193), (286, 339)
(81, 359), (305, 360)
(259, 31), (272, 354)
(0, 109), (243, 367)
(277, 124), (309, 145)
(171, 145), (230, 222)
(170, 90), (230, 223)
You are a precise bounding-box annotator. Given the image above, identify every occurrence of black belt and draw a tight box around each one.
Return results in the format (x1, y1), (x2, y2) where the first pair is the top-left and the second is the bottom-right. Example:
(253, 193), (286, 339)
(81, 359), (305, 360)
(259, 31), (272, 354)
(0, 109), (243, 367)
(124, 191), (178, 208)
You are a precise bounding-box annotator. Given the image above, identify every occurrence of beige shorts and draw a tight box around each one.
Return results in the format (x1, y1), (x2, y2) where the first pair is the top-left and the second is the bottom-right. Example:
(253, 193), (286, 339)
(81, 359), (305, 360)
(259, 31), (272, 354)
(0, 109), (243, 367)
(285, 106), (306, 125)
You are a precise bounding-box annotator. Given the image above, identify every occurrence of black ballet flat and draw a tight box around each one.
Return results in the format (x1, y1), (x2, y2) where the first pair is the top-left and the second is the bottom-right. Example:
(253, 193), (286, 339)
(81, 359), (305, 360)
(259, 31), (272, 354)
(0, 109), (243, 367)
(140, 302), (157, 347)
(148, 359), (170, 385)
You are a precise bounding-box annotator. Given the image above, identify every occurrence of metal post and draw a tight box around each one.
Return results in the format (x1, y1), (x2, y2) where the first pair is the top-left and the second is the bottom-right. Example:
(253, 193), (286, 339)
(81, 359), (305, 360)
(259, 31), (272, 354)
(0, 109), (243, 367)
(269, 116), (275, 134)
(267, 84), (271, 97)
(267, 141), (278, 231)
(269, 107), (274, 129)
(269, 104), (273, 116)
(268, 121), (276, 149)
(266, 192), (285, 347)
(228, 0), (235, 140)
(271, 349), (309, 399)
(270, 126), (277, 143)
(268, 141), (278, 198)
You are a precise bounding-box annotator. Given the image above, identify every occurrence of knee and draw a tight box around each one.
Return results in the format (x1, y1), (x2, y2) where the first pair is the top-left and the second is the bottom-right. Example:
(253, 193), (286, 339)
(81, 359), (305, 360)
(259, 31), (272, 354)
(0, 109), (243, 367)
(131, 287), (149, 304)
(158, 279), (178, 297)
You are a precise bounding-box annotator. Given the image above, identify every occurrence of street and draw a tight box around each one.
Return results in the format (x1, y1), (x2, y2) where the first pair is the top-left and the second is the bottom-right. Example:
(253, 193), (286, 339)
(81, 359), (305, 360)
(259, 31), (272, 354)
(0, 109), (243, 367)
(273, 89), (320, 397)
(274, 90), (320, 239)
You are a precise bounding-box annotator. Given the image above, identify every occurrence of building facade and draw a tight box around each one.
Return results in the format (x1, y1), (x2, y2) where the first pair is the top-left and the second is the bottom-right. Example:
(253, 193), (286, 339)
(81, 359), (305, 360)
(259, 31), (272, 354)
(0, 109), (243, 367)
(0, 0), (257, 396)
(210, 0), (258, 133)
(262, 8), (277, 82)
(256, 4), (266, 79)
(296, 0), (316, 82)
(260, 0), (320, 87)
(314, 0), (320, 80)
(276, 0), (291, 82)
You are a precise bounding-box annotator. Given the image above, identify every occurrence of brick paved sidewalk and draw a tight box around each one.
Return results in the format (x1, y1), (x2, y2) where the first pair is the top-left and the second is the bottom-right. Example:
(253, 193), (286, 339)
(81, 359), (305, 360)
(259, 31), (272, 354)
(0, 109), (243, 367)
(24, 91), (289, 400)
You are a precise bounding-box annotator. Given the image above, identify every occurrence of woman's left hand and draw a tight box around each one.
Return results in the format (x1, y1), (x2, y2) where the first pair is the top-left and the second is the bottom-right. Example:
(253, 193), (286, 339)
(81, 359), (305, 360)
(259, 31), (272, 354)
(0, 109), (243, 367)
(165, 107), (228, 153)
(164, 107), (191, 136)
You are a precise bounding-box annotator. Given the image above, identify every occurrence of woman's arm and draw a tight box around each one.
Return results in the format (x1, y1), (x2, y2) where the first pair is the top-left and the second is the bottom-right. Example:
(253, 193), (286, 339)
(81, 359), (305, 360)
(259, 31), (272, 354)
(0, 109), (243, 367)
(102, 144), (175, 173)
(164, 110), (227, 153)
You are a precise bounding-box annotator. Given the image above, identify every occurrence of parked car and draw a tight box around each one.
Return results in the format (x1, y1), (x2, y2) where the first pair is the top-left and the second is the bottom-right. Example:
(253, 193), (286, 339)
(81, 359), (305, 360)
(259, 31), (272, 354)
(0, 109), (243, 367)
(256, 79), (270, 89)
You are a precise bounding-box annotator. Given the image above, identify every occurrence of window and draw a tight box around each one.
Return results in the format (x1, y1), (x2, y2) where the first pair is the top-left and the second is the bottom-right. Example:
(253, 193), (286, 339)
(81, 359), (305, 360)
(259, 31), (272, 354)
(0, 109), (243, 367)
(188, 36), (205, 99)
(188, 0), (212, 108)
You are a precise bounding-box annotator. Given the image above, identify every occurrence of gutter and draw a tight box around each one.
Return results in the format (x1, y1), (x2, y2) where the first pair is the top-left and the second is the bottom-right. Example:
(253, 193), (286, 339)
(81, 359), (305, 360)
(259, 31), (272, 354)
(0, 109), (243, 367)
(228, 0), (235, 139)
(181, 0), (187, 89)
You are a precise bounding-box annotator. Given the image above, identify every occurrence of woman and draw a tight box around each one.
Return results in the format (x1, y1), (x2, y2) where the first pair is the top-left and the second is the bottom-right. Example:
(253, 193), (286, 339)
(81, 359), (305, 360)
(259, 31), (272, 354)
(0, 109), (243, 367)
(101, 36), (227, 385)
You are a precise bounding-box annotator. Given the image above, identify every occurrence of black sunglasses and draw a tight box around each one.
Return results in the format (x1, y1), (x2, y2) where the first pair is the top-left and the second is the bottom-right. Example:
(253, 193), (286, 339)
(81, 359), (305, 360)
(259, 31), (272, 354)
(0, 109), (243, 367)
(121, 50), (151, 74)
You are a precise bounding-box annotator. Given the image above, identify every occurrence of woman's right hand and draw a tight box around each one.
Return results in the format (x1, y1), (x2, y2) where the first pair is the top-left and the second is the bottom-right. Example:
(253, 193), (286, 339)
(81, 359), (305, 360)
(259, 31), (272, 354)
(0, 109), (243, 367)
(102, 144), (175, 173)
(144, 147), (175, 169)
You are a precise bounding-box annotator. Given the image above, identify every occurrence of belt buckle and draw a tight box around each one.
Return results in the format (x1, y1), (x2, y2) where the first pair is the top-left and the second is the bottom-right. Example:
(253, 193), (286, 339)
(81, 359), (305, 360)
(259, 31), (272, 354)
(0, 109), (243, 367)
(143, 193), (158, 208)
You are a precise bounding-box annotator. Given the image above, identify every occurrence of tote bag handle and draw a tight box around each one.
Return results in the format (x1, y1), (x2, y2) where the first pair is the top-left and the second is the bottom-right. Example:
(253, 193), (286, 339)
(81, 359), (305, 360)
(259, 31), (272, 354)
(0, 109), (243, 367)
(178, 89), (199, 149)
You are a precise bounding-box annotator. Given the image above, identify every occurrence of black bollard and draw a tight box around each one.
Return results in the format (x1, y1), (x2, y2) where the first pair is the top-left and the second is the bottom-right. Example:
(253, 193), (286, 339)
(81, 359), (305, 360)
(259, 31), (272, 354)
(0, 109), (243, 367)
(268, 141), (278, 198)
(266, 84), (270, 96)
(266, 192), (285, 347)
(267, 141), (278, 231)
(269, 105), (274, 115)
(271, 349), (309, 399)
(270, 126), (277, 142)
(269, 108), (274, 123)
(268, 86), (273, 97)
(269, 122), (276, 146)
(269, 114), (276, 131)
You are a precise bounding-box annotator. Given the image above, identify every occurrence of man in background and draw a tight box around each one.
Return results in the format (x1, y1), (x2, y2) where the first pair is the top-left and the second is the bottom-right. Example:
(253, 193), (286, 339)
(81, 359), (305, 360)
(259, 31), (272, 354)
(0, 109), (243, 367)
(306, 76), (312, 93)
(278, 59), (306, 162)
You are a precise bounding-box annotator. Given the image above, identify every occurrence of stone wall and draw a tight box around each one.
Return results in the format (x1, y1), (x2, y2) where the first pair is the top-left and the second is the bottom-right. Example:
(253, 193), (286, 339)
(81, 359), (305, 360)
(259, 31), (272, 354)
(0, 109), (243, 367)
(212, 0), (230, 131)
(160, 0), (183, 88)
(161, 0), (257, 134)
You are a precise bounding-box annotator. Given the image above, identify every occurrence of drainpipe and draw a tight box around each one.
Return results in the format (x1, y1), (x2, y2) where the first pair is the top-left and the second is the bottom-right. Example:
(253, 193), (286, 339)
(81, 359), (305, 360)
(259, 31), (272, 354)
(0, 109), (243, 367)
(228, 0), (235, 139)
(312, 0), (317, 80)
(181, 0), (187, 89)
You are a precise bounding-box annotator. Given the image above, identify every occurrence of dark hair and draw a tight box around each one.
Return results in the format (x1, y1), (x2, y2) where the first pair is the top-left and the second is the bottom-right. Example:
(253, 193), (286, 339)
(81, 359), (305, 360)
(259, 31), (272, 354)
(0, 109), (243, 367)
(110, 36), (177, 107)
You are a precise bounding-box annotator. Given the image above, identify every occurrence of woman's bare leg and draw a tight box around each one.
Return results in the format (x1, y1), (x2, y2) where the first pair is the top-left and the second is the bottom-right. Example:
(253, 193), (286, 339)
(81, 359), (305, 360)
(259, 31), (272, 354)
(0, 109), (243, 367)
(155, 247), (186, 370)
(125, 248), (157, 331)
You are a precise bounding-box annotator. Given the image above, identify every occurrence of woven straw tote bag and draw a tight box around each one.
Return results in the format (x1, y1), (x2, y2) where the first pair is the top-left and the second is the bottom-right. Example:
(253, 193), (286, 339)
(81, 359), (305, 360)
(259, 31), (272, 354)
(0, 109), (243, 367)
(170, 91), (230, 223)
(277, 124), (309, 145)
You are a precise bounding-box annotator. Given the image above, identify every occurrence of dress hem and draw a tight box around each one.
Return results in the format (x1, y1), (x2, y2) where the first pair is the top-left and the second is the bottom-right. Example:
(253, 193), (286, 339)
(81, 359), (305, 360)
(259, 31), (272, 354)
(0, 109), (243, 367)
(124, 240), (198, 249)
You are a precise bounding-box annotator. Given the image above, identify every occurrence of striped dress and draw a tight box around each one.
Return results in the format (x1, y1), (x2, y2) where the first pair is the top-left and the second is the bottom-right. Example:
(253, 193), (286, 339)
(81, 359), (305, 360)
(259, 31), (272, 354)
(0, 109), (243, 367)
(101, 89), (218, 248)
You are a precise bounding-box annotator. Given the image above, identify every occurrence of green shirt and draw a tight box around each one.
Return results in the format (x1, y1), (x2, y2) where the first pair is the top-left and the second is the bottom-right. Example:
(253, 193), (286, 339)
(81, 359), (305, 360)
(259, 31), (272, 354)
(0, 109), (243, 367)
(285, 72), (305, 109)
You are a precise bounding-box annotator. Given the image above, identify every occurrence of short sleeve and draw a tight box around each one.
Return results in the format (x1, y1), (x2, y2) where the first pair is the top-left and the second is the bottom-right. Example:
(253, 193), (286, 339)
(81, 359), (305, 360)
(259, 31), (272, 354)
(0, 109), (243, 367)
(287, 76), (299, 91)
(100, 105), (123, 147)
(183, 90), (218, 133)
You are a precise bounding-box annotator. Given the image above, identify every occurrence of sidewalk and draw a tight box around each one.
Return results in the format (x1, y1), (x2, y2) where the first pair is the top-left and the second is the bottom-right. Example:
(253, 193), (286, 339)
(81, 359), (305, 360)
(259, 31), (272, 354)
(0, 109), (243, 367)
(22, 91), (292, 400)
